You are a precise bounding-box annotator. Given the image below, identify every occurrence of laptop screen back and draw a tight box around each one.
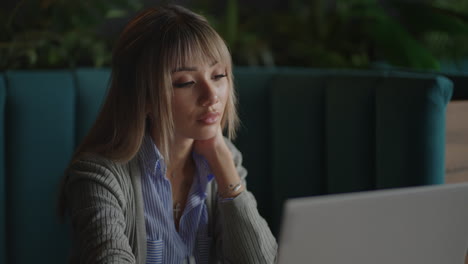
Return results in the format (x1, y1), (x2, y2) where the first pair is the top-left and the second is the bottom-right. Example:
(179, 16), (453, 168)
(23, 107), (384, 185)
(278, 183), (468, 264)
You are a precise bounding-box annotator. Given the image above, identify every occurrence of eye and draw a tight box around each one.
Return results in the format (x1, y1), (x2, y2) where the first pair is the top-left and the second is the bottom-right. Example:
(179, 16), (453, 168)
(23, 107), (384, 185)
(173, 81), (195, 88)
(213, 73), (227, 80)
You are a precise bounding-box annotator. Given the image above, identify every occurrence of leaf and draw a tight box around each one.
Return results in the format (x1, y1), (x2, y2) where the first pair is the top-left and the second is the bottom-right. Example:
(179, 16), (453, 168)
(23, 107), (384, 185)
(26, 48), (38, 66)
(366, 16), (440, 70)
(394, 2), (468, 36)
(106, 9), (129, 19)
(224, 0), (238, 47)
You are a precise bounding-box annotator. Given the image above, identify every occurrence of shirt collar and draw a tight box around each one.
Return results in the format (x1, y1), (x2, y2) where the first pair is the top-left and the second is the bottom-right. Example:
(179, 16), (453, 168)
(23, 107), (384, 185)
(192, 152), (215, 195)
(140, 133), (165, 177)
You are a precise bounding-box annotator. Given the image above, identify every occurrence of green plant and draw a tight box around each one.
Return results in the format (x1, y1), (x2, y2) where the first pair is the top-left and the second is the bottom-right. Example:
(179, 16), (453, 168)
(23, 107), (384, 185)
(194, 0), (468, 70)
(0, 0), (142, 70)
(3, 0), (468, 70)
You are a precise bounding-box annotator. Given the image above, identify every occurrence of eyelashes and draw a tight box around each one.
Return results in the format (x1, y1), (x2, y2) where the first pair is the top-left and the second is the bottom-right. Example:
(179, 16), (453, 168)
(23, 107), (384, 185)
(173, 73), (228, 88)
(213, 74), (227, 80)
(173, 81), (195, 88)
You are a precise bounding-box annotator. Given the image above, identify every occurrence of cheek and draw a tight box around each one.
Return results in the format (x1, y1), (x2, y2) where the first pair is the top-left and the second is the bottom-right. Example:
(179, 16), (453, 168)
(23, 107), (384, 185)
(172, 93), (194, 120)
(219, 84), (230, 108)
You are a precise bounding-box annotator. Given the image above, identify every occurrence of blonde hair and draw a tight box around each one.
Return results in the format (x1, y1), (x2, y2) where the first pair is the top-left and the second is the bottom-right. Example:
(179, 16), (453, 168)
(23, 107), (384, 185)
(74, 5), (239, 163)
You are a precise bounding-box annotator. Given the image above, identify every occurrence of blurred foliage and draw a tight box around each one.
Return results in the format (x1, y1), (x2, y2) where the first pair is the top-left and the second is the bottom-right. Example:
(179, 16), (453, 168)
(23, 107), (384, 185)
(194, 0), (468, 70)
(0, 0), (142, 70)
(2, 0), (468, 70)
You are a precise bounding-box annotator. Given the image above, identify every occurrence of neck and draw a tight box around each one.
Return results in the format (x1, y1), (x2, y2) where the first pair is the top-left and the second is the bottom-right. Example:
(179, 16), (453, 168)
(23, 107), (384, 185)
(166, 137), (194, 179)
(149, 128), (194, 178)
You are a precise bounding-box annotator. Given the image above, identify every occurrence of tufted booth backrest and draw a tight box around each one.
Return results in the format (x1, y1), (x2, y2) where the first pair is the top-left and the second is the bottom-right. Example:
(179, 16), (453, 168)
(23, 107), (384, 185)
(0, 68), (453, 264)
(267, 70), (452, 229)
(3, 71), (75, 264)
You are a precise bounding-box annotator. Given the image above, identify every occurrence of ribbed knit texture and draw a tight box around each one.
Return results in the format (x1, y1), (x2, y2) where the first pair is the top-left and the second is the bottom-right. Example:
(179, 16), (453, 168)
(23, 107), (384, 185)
(62, 139), (277, 263)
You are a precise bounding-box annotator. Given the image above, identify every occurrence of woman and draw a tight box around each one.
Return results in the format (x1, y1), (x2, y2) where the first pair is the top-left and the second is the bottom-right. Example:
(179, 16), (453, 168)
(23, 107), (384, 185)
(59, 4), (277, 264)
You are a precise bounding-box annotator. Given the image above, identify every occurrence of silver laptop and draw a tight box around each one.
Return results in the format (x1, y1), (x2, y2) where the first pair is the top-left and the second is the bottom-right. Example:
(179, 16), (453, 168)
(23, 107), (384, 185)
(278, 183), (468, 264)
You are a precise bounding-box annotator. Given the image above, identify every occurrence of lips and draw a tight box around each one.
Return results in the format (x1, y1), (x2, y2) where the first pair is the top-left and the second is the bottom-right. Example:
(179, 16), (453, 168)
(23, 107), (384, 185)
(197, 111), (220, 124)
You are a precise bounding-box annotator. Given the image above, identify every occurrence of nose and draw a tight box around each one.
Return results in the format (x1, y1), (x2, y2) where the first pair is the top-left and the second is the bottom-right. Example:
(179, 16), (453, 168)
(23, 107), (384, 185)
(198, 80), (219, 107)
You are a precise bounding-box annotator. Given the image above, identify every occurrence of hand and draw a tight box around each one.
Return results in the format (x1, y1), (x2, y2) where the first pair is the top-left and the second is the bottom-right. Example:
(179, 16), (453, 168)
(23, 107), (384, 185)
(193, 126), (231, 164)
(193, 126), (243, 198)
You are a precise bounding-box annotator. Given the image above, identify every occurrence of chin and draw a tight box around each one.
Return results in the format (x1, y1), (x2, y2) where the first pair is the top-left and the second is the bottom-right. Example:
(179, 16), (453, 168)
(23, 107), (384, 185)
(191, 127), (219, 140)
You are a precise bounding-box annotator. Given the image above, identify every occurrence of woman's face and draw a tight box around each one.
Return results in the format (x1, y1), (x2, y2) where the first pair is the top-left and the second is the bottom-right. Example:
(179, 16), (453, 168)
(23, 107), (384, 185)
(170, 60), (229, 141)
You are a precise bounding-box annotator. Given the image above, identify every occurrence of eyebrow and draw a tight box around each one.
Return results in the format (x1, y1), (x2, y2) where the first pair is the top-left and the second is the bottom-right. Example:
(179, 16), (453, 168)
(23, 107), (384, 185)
(172, 61), (218, 73)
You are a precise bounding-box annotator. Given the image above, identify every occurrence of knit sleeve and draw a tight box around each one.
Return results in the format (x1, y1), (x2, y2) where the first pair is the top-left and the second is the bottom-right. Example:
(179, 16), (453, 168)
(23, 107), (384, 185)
(63, 157), (136, 264)
(213, 140), (278, 263)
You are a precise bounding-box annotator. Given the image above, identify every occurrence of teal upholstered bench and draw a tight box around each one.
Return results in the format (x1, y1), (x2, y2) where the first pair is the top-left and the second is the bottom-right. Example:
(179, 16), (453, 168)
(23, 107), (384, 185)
(0, 68), (453, 263)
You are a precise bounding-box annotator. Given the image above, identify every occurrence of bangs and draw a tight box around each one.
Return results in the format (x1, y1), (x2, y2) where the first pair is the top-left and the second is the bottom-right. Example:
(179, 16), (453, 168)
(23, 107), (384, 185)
(161, 22), (232, 72)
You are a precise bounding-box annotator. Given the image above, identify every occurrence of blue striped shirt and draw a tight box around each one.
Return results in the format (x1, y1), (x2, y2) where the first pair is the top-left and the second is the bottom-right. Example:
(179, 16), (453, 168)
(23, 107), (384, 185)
(140, 135), (214, 264)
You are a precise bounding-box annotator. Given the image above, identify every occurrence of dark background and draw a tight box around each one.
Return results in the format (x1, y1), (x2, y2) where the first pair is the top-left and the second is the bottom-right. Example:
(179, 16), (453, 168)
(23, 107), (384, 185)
(1, 0), (468, 71)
